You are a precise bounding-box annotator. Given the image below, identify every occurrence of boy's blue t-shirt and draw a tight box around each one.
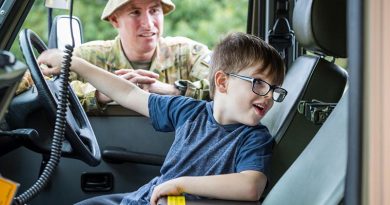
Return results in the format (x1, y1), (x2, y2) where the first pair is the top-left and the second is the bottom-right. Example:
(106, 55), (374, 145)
(121, 94), (273, 205)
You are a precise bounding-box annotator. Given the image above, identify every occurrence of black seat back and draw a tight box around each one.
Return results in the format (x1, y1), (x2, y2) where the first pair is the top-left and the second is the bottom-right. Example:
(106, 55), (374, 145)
(263, 90), (348, 205)
(261, 0), (348, 190)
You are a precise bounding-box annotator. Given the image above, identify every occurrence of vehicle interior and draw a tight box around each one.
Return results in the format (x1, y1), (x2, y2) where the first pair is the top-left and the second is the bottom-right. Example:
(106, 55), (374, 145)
(1, 0), (385, 204)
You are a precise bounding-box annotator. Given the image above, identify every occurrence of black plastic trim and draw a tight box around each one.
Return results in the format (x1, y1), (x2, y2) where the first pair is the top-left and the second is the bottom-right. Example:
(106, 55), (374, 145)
(103, 146), (165, 166)
(346, 0), (364, 204)
(0, 0), (34, 50)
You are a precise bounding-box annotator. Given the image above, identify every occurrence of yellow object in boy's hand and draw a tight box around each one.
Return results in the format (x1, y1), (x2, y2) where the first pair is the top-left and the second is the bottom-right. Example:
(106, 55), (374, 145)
(0, 176), (19, 205)
(167, 196), (186, 205)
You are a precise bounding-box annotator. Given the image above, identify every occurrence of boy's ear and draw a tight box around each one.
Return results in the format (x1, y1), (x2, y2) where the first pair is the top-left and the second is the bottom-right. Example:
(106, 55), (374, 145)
(215, 71), (228, 93)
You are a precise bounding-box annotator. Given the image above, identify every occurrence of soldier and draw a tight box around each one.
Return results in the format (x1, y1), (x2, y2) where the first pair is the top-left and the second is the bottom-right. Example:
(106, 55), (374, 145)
(17, 0), (211, 113)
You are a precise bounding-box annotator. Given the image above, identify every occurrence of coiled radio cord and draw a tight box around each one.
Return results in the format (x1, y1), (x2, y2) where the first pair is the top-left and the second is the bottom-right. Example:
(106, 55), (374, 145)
(13, 45), (73, 205)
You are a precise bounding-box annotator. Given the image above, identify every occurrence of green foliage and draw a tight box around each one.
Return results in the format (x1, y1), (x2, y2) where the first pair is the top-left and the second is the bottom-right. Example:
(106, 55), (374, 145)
(165, 0), (248, 49)
(10, 0), (247, 60)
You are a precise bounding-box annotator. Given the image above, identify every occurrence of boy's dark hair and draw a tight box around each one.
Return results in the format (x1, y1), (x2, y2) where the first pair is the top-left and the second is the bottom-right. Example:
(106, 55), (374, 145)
(209, 32), (285, 99)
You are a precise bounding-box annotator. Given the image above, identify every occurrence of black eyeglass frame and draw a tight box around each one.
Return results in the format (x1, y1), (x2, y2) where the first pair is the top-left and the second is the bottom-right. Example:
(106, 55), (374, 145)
(227, 73), (288, 102)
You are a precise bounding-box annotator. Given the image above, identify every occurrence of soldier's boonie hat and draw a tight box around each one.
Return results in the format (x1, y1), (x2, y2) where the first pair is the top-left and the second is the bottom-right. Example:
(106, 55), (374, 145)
(101, 0), (175, 21)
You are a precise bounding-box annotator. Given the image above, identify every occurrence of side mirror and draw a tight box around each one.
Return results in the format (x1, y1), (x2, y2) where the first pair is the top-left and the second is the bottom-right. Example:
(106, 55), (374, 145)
(48, 15), (83, 50)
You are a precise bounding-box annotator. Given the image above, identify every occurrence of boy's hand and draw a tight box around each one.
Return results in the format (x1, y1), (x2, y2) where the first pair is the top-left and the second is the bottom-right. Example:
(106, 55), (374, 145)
(115, 69), (159, 79)
(150, 178), (184, 205)
(37, 49), (64, 76)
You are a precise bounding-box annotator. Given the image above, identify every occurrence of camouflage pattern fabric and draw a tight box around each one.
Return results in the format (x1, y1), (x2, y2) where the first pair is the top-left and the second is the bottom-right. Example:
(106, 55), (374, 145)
(16, 35), (211, 113)
(15, 71), (33, 95)
(72, 35), (211, 112)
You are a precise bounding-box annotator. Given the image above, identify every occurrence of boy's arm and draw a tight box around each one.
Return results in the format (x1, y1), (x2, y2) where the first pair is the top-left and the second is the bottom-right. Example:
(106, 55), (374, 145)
(37, 50), (151, 117)
(150, 171), (267, 205)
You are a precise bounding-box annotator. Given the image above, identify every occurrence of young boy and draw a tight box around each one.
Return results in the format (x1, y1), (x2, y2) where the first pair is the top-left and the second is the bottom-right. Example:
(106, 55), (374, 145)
(37, 32), (287, 205)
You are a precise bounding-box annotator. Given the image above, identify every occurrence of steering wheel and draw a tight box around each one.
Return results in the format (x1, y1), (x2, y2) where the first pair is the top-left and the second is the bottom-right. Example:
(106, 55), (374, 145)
(19, 29), (101, 166)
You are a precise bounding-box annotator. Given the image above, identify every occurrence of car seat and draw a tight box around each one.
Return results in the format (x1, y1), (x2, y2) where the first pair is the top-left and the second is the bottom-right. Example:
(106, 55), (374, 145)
(263, 88), (348, 205)
(261, 0), (348, 190)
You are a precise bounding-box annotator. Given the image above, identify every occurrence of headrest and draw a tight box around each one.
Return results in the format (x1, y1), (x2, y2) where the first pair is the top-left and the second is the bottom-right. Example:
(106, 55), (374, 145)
(293, 0), (347, 58)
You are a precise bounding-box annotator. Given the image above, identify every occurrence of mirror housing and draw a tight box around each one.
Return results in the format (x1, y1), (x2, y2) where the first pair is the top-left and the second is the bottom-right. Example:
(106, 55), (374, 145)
(48, 15), (83, 50)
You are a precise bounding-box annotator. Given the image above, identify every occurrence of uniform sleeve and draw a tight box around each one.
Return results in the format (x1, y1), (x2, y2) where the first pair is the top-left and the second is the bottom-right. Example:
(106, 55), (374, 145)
(235, 128), (274, 177)
(72, 38), (132, 113)
(14, 65), (100, 113)
(148, 94), (204, 132)
(70, 44), (113, 113)
(69, 46), (100, 112)
(15, 68), (52, 95)
(14, 40), (116, 114)
(15, 71), (34, 95)
(185, 43), (212, 101)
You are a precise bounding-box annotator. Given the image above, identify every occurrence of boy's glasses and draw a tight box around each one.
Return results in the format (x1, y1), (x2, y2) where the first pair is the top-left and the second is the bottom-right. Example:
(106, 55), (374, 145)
(227, 73), (288, 102)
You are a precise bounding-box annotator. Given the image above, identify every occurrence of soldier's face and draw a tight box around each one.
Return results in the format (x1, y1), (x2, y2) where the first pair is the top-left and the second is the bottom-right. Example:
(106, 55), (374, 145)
(110, 0), (164, 58)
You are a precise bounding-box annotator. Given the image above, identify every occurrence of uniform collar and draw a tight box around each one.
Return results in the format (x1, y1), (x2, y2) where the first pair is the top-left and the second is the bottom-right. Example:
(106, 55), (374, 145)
(112, 36), (133, 70)
(112, 36), (174, 72)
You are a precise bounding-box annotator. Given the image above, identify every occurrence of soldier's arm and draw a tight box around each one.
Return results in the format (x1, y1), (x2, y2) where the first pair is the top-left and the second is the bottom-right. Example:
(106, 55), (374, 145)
(184, 44), (211, 101)
(15, 64), (56, 95)
(71, 44), (111, 112)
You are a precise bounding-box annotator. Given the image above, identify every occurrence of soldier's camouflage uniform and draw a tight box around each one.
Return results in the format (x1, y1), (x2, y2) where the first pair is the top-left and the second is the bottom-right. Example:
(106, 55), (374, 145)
(16, 35), (211, 113)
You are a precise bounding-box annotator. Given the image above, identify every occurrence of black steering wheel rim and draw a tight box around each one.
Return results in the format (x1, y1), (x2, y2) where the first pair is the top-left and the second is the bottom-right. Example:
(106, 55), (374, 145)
(19, 29), (101, 166)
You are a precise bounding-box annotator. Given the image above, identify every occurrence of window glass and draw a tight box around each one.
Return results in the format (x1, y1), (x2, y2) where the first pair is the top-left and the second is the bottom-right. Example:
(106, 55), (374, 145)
(164, 0), (248, 48)
(10, 0), (248, 60)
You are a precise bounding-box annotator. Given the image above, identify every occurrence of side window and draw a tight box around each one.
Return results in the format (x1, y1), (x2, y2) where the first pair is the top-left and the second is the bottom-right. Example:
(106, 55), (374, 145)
(164, 0), (248, 49)
(10, 0), (248, 60)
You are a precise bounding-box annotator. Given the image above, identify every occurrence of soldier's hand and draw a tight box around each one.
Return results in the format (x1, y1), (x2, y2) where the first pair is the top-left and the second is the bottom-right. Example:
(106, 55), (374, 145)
(114, 69), (159, 79)
(119, 71), (156, 92)
(114, 69), (179, 95)
(96, 71), (157, 103)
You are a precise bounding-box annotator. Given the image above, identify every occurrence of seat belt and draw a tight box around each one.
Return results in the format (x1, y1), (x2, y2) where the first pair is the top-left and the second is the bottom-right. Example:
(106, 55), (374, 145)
(268, 0), (295, 68)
